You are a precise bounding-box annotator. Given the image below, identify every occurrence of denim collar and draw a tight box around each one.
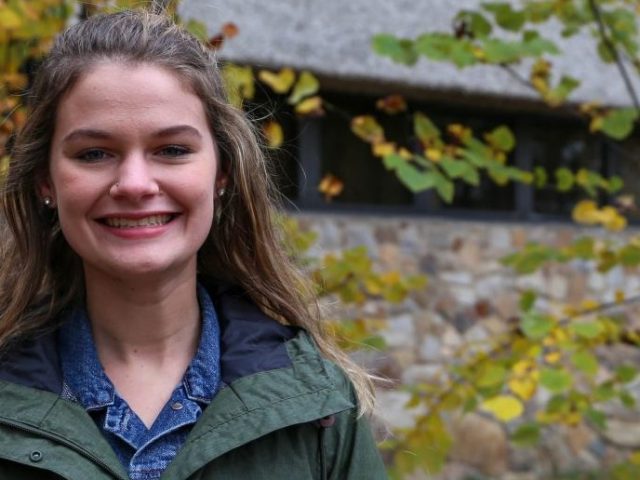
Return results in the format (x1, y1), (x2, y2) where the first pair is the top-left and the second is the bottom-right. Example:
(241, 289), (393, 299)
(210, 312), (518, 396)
(58, 284), (221, 410)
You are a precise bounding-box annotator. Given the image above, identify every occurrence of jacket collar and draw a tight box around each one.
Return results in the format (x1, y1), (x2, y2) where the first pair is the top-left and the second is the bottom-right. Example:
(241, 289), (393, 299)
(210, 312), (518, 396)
(0, 281), (298, 394)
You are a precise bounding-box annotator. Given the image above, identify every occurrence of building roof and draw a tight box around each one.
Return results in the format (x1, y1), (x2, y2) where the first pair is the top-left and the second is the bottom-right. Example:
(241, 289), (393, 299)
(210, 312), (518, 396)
(180, 0), (636, 108)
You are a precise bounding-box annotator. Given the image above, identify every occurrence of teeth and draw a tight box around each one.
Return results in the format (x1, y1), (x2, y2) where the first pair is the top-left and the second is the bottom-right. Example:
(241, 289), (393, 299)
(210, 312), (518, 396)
(104, 215), (172, 228)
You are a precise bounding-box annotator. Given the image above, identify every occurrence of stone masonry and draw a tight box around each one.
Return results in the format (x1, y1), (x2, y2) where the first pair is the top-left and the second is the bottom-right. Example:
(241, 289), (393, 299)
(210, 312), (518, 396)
(295, 212), (640, 480)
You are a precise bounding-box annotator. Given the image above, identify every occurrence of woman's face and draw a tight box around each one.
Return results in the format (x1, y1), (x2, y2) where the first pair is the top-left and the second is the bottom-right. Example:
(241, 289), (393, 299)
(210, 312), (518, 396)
(43, 62), (222, 281)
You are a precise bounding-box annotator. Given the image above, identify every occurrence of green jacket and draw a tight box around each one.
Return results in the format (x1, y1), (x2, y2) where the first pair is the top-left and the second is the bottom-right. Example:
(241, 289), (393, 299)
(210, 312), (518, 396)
(0, 286), (387, 479)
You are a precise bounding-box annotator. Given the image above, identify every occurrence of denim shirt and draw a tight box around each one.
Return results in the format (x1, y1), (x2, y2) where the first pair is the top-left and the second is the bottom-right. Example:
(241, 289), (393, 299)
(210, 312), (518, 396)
(57, 285), (221, 480)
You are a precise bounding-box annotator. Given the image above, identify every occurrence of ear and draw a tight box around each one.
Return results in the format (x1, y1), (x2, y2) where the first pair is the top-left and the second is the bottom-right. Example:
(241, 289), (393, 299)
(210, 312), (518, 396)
(36, 172), (56, 206)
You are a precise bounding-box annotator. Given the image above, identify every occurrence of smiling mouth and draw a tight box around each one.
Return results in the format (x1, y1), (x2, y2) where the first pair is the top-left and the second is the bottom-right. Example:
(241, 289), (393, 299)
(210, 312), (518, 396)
(101, 214), (176, 228)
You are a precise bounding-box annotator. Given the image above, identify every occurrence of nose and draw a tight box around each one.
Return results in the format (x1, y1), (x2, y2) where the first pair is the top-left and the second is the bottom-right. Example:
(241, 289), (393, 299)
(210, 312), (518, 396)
(109, 153), (160, 200)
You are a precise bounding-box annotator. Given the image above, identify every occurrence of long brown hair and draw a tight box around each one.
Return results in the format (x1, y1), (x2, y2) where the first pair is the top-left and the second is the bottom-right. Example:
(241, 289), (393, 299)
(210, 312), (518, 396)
(0, 10), (374, 412)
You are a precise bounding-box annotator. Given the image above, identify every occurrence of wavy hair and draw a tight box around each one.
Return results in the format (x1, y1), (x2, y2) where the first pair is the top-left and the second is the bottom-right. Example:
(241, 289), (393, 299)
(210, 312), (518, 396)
(0, 10), (374, 413)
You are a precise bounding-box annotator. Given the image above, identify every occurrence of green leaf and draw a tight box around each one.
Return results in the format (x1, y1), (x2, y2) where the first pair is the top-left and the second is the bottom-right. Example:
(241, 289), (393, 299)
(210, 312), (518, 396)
(540, 367), (572, 393)
(484, 125), (515, 151)
(456, 10), (492, 38)
(511, 422), (541, 446)
(439, 157), (479, 185)
(414, 112), (441, 144)
(414, 33), (457, 62)
(522, 31), (559, 56)
(571, 350), (599, 376)
(616, 365), (638, 384)
(546, 76), (580, 105)
(570, 321), (604, 339)
(594, 382), (616, 402)
(607, 175), (624, 194)
(524, 2), (554, 23)
(572, 237), (595, 259)
(585, 408), (607, 430)
(520, 312), (554, 340)
(597, 40), (615, 63)
(534, 166), (547, 188)
(433, 170), (454, 203)
(383, 154), (404, 171)
(478, 365), (508, 388)
(555, 167), (574, 191)
(482, 39), (522, 63)
(288, 71), (320, 105)
(620, 391), (636, 408)
(372, 34), (418, 65)
(184, 19), (208, 42)
(519, 290), (537, 312)
(619, 245), (640, 267)
(449, 41), (477, 68)
(482, 2), (526, 31)
(601, 108), (639, 140)
(396, 163), (436, 192)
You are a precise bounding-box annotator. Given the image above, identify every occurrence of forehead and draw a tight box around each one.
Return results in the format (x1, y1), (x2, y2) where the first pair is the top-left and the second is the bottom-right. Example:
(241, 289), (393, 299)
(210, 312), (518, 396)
(54, 61), (207, 132)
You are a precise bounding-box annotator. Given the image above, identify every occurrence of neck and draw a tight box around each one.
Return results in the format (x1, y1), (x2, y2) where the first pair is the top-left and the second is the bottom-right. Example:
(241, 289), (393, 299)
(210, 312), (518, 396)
(83, 265), (201, 366)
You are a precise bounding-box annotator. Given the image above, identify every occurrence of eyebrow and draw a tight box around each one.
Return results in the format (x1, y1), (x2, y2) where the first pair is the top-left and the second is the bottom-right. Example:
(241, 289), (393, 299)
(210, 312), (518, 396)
(61, 125), (203, 143)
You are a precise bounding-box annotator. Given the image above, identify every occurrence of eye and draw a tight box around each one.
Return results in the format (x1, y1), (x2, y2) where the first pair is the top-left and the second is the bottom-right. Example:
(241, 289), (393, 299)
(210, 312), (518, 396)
(158, 145), (192, 158)
(76, 149), (110, 162)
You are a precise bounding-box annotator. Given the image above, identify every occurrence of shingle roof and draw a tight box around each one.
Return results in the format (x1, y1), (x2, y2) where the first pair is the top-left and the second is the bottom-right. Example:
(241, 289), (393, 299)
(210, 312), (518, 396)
(180, 0), (637, 107)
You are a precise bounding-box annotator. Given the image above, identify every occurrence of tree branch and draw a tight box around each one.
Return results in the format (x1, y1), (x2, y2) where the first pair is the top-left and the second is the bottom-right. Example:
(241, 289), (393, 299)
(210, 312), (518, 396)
(588, 0), (640, 113)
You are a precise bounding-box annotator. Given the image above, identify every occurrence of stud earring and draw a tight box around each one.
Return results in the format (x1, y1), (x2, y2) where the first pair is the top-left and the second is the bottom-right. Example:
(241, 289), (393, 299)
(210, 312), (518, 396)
(217, 187), (225, 197)
(43, 196), (53, 207)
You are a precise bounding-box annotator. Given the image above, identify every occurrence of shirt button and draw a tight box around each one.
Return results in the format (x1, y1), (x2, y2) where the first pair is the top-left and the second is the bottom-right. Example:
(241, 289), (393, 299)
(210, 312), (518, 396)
(171, 402), (184, 411)
(29, 450), (43, 463)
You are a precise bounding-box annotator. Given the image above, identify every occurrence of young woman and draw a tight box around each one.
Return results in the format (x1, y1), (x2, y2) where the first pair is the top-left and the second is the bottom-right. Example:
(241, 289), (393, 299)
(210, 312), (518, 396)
(0, 10), (386, 480)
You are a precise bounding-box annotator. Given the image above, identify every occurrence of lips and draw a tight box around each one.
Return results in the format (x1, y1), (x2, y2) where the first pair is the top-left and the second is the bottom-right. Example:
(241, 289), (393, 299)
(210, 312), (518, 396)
(99, 214), (176, 229)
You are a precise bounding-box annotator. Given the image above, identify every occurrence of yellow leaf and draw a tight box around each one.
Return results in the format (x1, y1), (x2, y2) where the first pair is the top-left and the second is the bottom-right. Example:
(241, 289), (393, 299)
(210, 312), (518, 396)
(363, 277), (383, 295)
(294, 96), (323, 116)
(372, 142), (396, 157)
(580, 299), (600, 310)
(481, 395), (524, 422)
(512, 359), (534, 376)
(472, 46), (486, 60)
(222, 64), (254, 107)
(589, 116), (603, 133)
(381, 271), (401, 284)
(600, 206), (627, 232)
(318, 173), (343, 200)
(398, 147), (413, 159)
(572, 200), (600, 225)
(425, 148), (442, 162)
(0, 7), (22, 29)
(615, 290), (625, 303)
(288, 71), (319, 105)
(258, 68), (295, 94)
(509, 376), (537, 401)
(575, 168), (589, 186)
(350, 115), (385, 144)
(531, 76), (549, 94)
(563, 412), (581, 426)
(262, 120), (283, 149)
(544, 351), (561, 364)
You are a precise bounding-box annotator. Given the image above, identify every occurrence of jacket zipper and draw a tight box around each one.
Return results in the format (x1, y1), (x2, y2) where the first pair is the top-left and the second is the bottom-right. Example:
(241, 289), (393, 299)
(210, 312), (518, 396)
(0, 417), (127, 480)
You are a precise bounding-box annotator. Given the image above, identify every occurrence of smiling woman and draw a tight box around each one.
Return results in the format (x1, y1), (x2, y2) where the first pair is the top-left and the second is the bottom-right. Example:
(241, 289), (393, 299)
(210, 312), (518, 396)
(0, 10), (386, 480)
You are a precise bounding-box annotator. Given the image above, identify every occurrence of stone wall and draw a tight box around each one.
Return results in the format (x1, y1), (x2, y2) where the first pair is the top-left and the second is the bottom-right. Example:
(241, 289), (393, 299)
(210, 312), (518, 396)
(295, 212), (640, 480)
